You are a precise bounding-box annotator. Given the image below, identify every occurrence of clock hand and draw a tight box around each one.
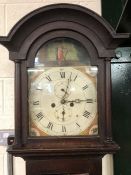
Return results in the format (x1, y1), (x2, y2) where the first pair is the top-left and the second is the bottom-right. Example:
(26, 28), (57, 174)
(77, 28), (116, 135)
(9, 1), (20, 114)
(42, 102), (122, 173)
(62, 106), (66, 121)
(61, 88), (70, 96)
(65, 99), (93, 103)
(61, 78), (71, 100)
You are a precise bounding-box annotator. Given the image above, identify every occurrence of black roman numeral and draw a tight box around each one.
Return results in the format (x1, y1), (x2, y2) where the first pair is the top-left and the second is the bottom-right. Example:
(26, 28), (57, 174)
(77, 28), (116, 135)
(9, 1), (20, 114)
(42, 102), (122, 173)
(36, 112), (44, 121)
(83, 110), (90, 118)
(45, 75), (52, 81)
(69, 73), (78, 81)
(82, 84), (88, 90)
(76, 123), (80, 127)
(33, 101), (39, 105)
(60, 72), (65, 78)
(62, 125), (66, 132)
(86, 99), (93, 103)
(73, 75), (78, 81)
(47, 122), (53, 130)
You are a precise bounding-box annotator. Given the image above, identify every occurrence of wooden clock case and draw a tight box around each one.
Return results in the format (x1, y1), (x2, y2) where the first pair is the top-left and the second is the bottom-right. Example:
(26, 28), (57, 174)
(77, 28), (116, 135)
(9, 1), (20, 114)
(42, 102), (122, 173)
(0, 4), (129, 175)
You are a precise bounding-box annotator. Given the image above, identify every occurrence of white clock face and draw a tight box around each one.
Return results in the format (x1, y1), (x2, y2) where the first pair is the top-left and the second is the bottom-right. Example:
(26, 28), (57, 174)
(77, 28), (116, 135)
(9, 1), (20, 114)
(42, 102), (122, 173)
(28, 66), (98, 136)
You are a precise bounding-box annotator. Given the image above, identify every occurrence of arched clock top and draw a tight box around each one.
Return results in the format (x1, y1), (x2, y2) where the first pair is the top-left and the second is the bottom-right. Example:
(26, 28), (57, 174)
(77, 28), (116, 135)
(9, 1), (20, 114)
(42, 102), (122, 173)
(26, 31), (99, 67)
(0, 3), (129, 60)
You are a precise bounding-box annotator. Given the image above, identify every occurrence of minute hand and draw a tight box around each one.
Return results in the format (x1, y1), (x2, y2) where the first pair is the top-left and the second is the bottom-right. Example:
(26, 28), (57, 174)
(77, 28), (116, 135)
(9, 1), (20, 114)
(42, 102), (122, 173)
(65, 99), (93, 103)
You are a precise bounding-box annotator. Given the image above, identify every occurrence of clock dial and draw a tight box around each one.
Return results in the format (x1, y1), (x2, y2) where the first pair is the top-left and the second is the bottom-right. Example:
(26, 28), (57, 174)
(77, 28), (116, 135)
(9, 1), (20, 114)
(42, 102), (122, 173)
(28, 66), (98, 136)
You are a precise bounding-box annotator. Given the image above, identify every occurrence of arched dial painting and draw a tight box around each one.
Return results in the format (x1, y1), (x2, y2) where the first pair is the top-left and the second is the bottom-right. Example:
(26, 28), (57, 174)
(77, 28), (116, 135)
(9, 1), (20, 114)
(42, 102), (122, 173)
(28, 38), (98, 137)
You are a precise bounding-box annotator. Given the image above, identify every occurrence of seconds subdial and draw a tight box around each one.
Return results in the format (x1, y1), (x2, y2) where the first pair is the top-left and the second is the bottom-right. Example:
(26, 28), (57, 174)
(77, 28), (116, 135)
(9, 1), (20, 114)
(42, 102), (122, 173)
(54, 81), (71, 98)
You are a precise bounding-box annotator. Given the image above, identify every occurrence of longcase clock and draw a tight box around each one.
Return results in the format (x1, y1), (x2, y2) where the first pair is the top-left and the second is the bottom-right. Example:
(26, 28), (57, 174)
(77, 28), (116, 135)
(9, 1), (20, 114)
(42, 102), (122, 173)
(0, 4), (129, 175)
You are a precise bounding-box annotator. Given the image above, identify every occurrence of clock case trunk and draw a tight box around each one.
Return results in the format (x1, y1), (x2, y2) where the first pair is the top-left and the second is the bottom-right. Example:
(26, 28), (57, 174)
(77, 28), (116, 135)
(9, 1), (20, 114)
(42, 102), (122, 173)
(0, 4), (129, 175)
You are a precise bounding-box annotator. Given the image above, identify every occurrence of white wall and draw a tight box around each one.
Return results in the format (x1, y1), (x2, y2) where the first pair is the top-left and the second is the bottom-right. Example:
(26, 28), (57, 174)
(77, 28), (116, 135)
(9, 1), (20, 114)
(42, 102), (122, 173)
(0, 1), (113, 175)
